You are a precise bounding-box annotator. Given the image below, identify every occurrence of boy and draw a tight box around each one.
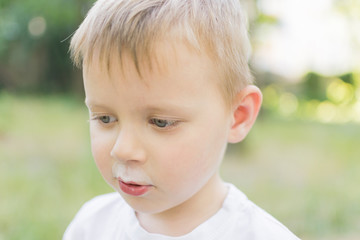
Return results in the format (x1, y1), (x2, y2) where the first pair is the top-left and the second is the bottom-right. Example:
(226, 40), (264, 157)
(64, 0), (300, 239)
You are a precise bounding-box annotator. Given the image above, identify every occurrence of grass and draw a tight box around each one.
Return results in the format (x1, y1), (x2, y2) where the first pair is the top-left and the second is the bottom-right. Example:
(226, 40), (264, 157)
(223, 117), (360, 239)
(1, 93), (359, 239)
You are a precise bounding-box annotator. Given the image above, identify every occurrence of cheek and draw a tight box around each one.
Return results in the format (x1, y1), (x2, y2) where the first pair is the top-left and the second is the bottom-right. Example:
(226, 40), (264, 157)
(90, 129), (114, 183)
(185, 125), (228, 176)
(153, 126), (227, 185)
(91, 139), (106, 166)
(90, 126), (112, 158)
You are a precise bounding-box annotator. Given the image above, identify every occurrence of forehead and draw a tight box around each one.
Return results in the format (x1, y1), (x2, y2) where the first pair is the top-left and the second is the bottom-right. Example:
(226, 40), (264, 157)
(84, 41), (217, 85)
(83, 42), (227, 109)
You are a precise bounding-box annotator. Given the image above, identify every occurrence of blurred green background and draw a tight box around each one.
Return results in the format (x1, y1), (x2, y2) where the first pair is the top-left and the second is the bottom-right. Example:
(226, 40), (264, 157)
(1, 0), (360, 239)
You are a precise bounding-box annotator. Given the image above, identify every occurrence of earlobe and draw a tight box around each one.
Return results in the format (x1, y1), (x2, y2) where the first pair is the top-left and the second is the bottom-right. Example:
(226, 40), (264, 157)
(228, 85), (262, 143)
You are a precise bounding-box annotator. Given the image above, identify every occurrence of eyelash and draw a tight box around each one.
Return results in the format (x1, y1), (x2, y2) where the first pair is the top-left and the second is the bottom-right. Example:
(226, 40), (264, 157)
(90, 115), (117, 124)
(149, 118), (179, 129)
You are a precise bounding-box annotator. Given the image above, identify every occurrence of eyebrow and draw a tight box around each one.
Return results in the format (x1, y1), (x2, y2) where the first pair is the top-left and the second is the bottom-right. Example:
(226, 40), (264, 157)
(85, 98), (193, 115)
(142, 102), (195, 114)
(84, 99), (109, 111)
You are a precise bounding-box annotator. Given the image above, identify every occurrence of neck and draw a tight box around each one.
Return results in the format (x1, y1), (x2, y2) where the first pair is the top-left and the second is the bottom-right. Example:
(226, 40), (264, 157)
(136, 174), (228, 237)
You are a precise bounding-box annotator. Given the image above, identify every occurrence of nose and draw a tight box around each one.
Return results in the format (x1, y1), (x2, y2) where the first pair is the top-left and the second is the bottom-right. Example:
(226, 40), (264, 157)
(110, 127), (146, 164)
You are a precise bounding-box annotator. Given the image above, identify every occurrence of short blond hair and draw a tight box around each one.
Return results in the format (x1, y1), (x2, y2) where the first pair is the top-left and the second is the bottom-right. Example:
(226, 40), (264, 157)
(70, 0), (253, 104)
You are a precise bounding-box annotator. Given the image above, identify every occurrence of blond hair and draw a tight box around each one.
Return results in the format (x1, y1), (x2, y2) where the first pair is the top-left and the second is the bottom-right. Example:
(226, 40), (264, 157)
(70, 0), (253, 104)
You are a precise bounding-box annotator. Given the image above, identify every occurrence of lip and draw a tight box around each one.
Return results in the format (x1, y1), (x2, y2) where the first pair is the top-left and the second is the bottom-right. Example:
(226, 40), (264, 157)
(118, 179), (153, 196)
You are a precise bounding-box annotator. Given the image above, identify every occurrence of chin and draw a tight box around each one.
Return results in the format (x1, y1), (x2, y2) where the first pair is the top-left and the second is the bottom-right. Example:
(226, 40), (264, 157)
(121, 194), (178, 215)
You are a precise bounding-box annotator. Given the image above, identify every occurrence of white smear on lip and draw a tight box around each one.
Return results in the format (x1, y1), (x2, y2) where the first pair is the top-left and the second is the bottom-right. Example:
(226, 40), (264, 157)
(112, 162), (152, 185)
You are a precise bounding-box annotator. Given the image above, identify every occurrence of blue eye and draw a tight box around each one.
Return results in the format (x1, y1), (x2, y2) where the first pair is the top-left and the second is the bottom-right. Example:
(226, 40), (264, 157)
(92, 115), (116, 124)
(150, 118), (176, 128)
(99, 116), (111, 123)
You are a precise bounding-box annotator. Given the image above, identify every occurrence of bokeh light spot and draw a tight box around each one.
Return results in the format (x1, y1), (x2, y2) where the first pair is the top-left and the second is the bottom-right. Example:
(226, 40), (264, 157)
(326, 78), (354, 104)
(278, 92), (298, 116)
(262, 85), (279, 109)
(317, 101), (337, 123)
(28, 16), (47, 37)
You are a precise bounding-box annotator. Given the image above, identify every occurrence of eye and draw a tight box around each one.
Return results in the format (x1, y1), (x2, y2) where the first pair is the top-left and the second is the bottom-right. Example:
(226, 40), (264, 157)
(99, 116), (112, 123)
(150, 118), (177, 128)
(91, 115), (117, 124)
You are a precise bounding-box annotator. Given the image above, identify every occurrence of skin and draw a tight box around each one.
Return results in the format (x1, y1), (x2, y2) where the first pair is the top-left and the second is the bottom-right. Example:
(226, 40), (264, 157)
(83, 43), (262, 236)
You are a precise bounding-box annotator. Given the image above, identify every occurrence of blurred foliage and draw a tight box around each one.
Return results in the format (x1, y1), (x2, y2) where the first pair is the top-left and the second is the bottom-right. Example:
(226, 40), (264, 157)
(260, 72), (360, 123)
(249, 0), (360, 124)
(0, 0), (92, 93)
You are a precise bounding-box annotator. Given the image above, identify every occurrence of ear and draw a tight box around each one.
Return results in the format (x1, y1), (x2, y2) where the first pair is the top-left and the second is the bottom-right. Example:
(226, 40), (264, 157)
(228, 85), (262, 143)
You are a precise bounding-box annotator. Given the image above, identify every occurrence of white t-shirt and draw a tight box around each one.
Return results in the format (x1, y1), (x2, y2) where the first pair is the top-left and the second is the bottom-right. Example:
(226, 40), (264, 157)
(63, 184), (300, 240)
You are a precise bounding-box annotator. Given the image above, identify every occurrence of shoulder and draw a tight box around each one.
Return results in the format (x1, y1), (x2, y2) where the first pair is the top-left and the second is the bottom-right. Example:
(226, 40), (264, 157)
(63, 192), (129, 240)
(222, 184), (301, 240)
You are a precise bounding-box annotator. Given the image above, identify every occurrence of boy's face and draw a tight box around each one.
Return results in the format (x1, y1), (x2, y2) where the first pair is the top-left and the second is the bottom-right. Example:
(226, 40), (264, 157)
(83, 44), (232, 215)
